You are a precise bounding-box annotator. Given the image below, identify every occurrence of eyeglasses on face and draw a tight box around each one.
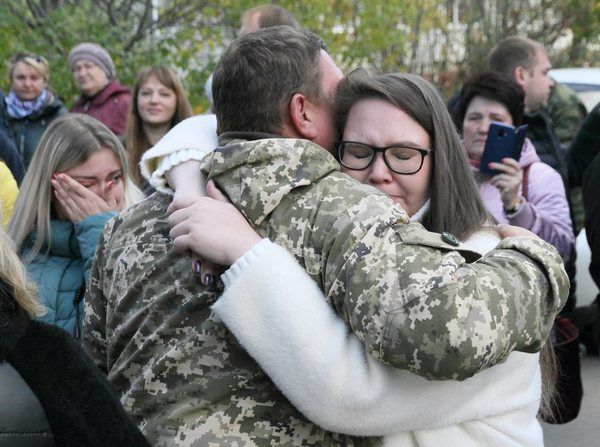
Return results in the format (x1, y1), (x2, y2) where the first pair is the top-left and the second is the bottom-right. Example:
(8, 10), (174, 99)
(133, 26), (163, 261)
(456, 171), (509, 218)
(335, 141), (431, 175)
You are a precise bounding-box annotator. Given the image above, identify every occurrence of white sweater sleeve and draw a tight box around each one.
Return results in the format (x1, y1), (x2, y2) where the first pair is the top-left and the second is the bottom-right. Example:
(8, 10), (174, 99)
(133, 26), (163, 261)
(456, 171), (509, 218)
(212, 238), (535, 436)
(140, 114), (218, 194)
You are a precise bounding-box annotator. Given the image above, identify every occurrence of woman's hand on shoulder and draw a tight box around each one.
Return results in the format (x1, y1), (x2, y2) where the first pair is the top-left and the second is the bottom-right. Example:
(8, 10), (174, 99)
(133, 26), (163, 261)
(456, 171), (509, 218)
(489, 157), (523, 210)
(167, 180), (262, 266)
(490, 223), (539, 240)
(51, 173), (121, 223)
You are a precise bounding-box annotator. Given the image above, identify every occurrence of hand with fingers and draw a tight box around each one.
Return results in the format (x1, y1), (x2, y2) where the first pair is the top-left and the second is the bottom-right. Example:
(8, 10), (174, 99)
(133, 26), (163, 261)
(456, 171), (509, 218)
(488, 157), (524, 211)
(168, 180), (262, 282)
(490, 223), (538, 240)
(51, 173), (122, 223)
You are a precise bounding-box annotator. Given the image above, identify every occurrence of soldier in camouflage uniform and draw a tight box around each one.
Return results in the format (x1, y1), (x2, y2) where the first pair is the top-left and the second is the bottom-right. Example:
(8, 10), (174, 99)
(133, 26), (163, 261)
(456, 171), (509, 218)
(488, 36), (596, 312)
(547, 82), (588, 233)
(84, 27), (569, 446)
(548, 82), (587, 149)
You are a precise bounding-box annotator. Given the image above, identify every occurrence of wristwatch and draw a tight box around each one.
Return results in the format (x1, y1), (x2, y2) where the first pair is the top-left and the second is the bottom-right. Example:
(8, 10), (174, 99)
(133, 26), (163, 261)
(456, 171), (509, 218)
(504, 197), (523, 215)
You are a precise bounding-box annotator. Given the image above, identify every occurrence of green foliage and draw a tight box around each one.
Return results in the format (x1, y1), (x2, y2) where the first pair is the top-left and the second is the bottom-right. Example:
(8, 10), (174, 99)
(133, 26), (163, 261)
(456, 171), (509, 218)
(0, 0), (598, 109)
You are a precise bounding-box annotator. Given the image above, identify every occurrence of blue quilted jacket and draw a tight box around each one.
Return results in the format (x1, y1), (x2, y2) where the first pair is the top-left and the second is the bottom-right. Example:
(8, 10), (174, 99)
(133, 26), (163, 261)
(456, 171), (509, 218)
(22, 212), (116, 337)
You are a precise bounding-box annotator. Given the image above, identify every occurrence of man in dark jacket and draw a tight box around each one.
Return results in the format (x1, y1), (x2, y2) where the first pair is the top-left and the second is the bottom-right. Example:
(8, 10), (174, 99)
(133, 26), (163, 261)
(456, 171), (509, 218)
(488, 36), (600, 312)
(488, 36), (598, 191)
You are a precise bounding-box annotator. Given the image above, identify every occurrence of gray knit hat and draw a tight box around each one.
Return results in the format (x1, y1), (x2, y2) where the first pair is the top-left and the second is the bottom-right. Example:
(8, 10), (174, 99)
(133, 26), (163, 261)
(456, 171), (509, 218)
(68, 42), (116, 79)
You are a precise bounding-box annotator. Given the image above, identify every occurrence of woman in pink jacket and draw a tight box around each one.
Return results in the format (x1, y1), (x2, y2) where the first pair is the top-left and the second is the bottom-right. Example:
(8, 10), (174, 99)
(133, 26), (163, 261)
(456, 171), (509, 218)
(459, 71), (574, 262)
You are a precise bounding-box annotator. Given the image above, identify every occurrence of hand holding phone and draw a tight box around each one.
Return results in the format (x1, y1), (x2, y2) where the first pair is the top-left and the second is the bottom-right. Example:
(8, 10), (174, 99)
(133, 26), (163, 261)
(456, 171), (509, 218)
(479, 122), (528, 176)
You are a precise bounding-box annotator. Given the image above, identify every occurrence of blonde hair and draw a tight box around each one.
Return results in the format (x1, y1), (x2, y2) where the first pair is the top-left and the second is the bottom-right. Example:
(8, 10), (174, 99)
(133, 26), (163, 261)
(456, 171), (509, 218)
(125, 65), (192, 186)
(9, 52), (51, 82)
(0, 226), (45, 318)
(8, 114), (143, 261)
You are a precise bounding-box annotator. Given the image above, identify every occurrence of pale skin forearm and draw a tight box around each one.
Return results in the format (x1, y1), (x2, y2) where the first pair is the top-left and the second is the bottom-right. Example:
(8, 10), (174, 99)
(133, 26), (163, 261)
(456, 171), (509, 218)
(165, 160), (206, 197)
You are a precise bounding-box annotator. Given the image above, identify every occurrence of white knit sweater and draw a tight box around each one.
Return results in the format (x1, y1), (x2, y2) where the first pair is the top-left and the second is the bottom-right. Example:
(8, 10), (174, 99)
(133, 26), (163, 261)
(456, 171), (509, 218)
(140, 114), (217, 194)
(213, 236), (543, 447)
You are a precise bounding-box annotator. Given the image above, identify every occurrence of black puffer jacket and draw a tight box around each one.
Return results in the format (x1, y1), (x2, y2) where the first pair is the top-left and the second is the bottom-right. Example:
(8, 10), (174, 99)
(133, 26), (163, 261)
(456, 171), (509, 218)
(0, 299), (150, 447)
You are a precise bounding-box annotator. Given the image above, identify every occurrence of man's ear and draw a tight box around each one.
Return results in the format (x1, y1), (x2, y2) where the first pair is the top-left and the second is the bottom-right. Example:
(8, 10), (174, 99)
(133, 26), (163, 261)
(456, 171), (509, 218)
(513, 65), (527, 88)
(289, 93), (318, 140)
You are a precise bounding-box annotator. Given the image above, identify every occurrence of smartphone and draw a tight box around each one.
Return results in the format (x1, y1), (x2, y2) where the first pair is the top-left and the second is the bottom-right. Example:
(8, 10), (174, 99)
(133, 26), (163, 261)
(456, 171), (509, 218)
(479, 122), (528, 176)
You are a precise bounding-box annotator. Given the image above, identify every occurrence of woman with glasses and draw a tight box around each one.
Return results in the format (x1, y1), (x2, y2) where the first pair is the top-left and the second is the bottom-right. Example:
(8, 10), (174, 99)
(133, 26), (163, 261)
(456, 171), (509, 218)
(143, 72), (551, 445)
(0, 52), (67, 168)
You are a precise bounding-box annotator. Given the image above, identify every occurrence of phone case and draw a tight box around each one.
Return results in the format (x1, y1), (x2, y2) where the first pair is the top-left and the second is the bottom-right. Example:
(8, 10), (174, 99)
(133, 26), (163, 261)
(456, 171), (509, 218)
(479, 122), (528, 176)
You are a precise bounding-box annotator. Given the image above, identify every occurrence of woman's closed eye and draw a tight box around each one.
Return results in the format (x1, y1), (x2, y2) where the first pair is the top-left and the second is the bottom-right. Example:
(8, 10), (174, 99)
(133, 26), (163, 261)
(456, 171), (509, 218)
(390, 148), (417, 161)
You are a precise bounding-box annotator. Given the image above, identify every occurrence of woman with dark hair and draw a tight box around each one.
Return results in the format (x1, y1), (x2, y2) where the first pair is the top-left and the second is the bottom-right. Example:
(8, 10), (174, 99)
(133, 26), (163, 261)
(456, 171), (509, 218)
(459, 71), (574, 262)
(0, 52), (67, 168)
(0, 226), (150, 446)
(143, 71), (554, 446)
(125, 65), (192, 194)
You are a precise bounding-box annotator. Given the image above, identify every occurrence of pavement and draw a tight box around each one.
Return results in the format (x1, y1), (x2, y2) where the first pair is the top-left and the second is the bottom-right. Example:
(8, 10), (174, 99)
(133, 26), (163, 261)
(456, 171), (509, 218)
(543, 355), (600, 447)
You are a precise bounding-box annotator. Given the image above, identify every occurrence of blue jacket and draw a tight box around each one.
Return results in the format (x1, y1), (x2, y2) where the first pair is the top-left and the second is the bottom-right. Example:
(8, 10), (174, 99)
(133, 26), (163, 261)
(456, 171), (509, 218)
(23, 212), (116, 336)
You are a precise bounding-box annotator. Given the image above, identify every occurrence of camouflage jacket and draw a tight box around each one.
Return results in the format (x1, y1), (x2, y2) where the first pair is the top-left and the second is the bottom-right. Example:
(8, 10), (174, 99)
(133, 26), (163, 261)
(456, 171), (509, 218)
(547, 82), (586, 149)
(84, 134), (568, 446)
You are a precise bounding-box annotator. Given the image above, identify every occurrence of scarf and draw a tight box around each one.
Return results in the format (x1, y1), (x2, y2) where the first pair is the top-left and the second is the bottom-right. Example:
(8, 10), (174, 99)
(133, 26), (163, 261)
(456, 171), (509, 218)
(5, 89), (48, 119)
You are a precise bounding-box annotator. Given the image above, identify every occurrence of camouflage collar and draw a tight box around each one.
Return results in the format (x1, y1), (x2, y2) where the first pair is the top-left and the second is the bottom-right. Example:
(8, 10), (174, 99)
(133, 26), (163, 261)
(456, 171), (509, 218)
(201, 137), (340, 226)
(218, 131), (280, 145)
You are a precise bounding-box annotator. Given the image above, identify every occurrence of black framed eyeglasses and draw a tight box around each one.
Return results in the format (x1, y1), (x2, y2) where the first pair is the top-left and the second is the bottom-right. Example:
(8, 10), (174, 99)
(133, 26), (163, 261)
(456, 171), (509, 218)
(335, 141), (431, 175)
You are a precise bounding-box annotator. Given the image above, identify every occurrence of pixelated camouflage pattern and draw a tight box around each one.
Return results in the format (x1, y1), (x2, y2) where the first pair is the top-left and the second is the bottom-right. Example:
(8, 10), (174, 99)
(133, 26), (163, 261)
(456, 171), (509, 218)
(203, 136), (568, 379)
(548, 83), (586, 148)
(84, 135), (568, 446)
(547, 83), (587, 232)
(84, 192), (378, 446)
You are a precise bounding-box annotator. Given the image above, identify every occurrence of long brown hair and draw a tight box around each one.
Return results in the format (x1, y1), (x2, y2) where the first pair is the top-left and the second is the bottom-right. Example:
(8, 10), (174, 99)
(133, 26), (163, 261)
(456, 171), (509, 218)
(334, 70), (488, 239)
(125, 65), (192, 185)
(335, 69), (556, 419)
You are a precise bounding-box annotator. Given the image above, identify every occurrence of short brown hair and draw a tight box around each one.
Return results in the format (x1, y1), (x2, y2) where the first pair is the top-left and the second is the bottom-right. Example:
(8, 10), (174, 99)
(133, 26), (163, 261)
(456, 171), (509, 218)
(488, 36), (544, 78)
(334, 70), (488, 239)
(212, 26), (326, 135)
(242, 4), (300, 30)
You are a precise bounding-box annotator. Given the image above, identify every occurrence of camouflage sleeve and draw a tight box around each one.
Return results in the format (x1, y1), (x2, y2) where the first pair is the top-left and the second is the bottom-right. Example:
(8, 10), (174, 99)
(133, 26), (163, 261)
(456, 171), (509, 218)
(323, 200), (569, 381)
(82, 217), (116, 374)
(547, 83), (586, 148)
